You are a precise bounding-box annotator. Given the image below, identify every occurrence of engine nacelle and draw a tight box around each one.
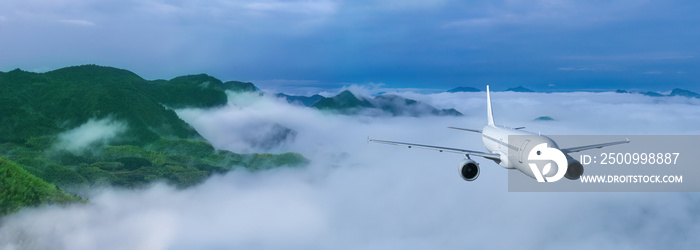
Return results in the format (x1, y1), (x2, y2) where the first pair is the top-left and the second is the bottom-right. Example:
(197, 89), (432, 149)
(459, 159), (480, 181)
(564, 154), (584, 180)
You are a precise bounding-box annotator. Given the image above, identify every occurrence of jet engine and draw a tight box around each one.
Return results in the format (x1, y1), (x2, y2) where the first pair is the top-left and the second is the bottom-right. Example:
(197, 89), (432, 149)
(459, 159), (480, 181)
(564, 154), (584, 180)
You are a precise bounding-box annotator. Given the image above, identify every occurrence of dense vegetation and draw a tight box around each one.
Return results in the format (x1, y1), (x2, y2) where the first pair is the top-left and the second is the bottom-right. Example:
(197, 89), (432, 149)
(2, 65), (191, 144)
(0, 157), (83, 215)
(0, 136), (307, 191)
(225, 81), (260, 93)
(0, 65), (307, 215)
(0, 65), (262, 145)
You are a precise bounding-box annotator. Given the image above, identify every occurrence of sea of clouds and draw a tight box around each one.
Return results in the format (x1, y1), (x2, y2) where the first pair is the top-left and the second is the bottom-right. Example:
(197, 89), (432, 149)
(2, 90), (700, 249)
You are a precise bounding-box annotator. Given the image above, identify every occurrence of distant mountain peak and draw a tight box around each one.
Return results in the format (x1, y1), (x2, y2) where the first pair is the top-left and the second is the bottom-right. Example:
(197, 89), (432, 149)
(640, 91), (664, 97)
(534, 116), (554, 121)
(637, 88), (699, 98)
(506, 86), (534, 92)
(669, 88), (700, 98)
(170, 74), (224, 86)
(335, 90), (366, 101)
(225, 81), (259, 93)
(276, 93), (324, 107)
(311, 90), (373, 112)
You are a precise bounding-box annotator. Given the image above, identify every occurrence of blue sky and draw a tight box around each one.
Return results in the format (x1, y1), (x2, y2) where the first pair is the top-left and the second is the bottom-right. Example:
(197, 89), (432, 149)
(1, 0), (699, 92)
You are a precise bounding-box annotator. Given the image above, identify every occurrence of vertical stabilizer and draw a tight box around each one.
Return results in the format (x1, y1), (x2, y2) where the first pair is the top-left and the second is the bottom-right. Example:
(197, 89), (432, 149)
(486, 85), (495, 126)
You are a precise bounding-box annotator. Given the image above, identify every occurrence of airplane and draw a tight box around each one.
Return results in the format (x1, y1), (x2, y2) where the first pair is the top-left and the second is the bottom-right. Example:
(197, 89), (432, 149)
(369, 86), (629, 182)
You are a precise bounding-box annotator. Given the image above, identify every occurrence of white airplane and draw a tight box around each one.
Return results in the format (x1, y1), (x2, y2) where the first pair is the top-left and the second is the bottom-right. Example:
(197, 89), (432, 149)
(369, 86), (629, 182)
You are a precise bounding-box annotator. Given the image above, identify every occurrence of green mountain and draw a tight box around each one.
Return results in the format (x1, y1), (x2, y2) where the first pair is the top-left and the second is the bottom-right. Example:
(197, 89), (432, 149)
(226, 81), (260, 93)
(276, 93), (324, 106)
(0, 65), (265, 145)
(312, 90), (374, 113)
(373, 95), (462, 116)
(1, 157), (83, 215)
(311, 90), (462, 116)
(0, 65), (226, 145)
(0, 65), (308, 215)
(141, 73), (229, 109)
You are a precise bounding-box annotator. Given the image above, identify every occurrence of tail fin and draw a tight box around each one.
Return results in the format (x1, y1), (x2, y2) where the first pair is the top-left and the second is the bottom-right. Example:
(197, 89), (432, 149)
(486, 85), (495, 126)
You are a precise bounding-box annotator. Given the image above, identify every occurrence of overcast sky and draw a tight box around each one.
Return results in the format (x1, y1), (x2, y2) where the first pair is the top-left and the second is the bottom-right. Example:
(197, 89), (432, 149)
(1, 0), (699, 91)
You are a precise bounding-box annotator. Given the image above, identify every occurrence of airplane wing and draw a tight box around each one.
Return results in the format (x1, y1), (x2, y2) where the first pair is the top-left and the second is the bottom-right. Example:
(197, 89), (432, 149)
(369, 139), (501, 160)
(447, 127), (482, 133)
(560, 138), (630, 153)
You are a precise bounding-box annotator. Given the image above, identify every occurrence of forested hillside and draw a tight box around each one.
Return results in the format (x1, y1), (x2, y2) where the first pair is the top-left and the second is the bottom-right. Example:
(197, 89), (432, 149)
(0, 65), (307, 215)
(0, 157), (83, 215)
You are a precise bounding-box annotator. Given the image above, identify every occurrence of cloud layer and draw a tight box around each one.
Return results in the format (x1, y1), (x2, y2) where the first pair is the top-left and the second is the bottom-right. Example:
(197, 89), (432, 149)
(2, 91), (700, 249)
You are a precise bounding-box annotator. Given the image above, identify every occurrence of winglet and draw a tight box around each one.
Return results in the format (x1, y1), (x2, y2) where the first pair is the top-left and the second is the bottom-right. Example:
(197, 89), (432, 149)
(486, 85), (495, 126)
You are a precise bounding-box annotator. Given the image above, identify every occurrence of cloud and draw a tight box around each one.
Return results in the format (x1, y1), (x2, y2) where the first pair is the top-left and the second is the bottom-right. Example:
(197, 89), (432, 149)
(52, 117), (128, 154)
(59, 19), (95, 26)
(443, 0), (640, 30)
(360, 0), (447, 10)
(244, 0), (337, 15)
(561, 53), (695, 62)
(2, 91), (700, 249)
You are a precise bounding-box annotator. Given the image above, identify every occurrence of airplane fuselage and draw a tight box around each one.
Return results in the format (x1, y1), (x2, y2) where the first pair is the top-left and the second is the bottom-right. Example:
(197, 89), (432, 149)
(481, 125), (561, 179)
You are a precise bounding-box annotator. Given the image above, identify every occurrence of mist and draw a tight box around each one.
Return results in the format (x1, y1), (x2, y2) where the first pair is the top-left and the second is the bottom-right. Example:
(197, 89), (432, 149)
(52, 117), (128, 154)
(2, 91), (700, 249)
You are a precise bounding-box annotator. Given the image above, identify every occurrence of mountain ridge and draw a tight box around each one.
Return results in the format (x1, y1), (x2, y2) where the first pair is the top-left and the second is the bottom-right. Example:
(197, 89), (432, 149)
(310, 90), (462, 116)
(0, 65), (307, 216)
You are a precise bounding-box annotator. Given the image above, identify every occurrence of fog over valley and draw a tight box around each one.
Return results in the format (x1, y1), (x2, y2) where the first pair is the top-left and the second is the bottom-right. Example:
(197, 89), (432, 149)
(2, 90), (700, 249)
